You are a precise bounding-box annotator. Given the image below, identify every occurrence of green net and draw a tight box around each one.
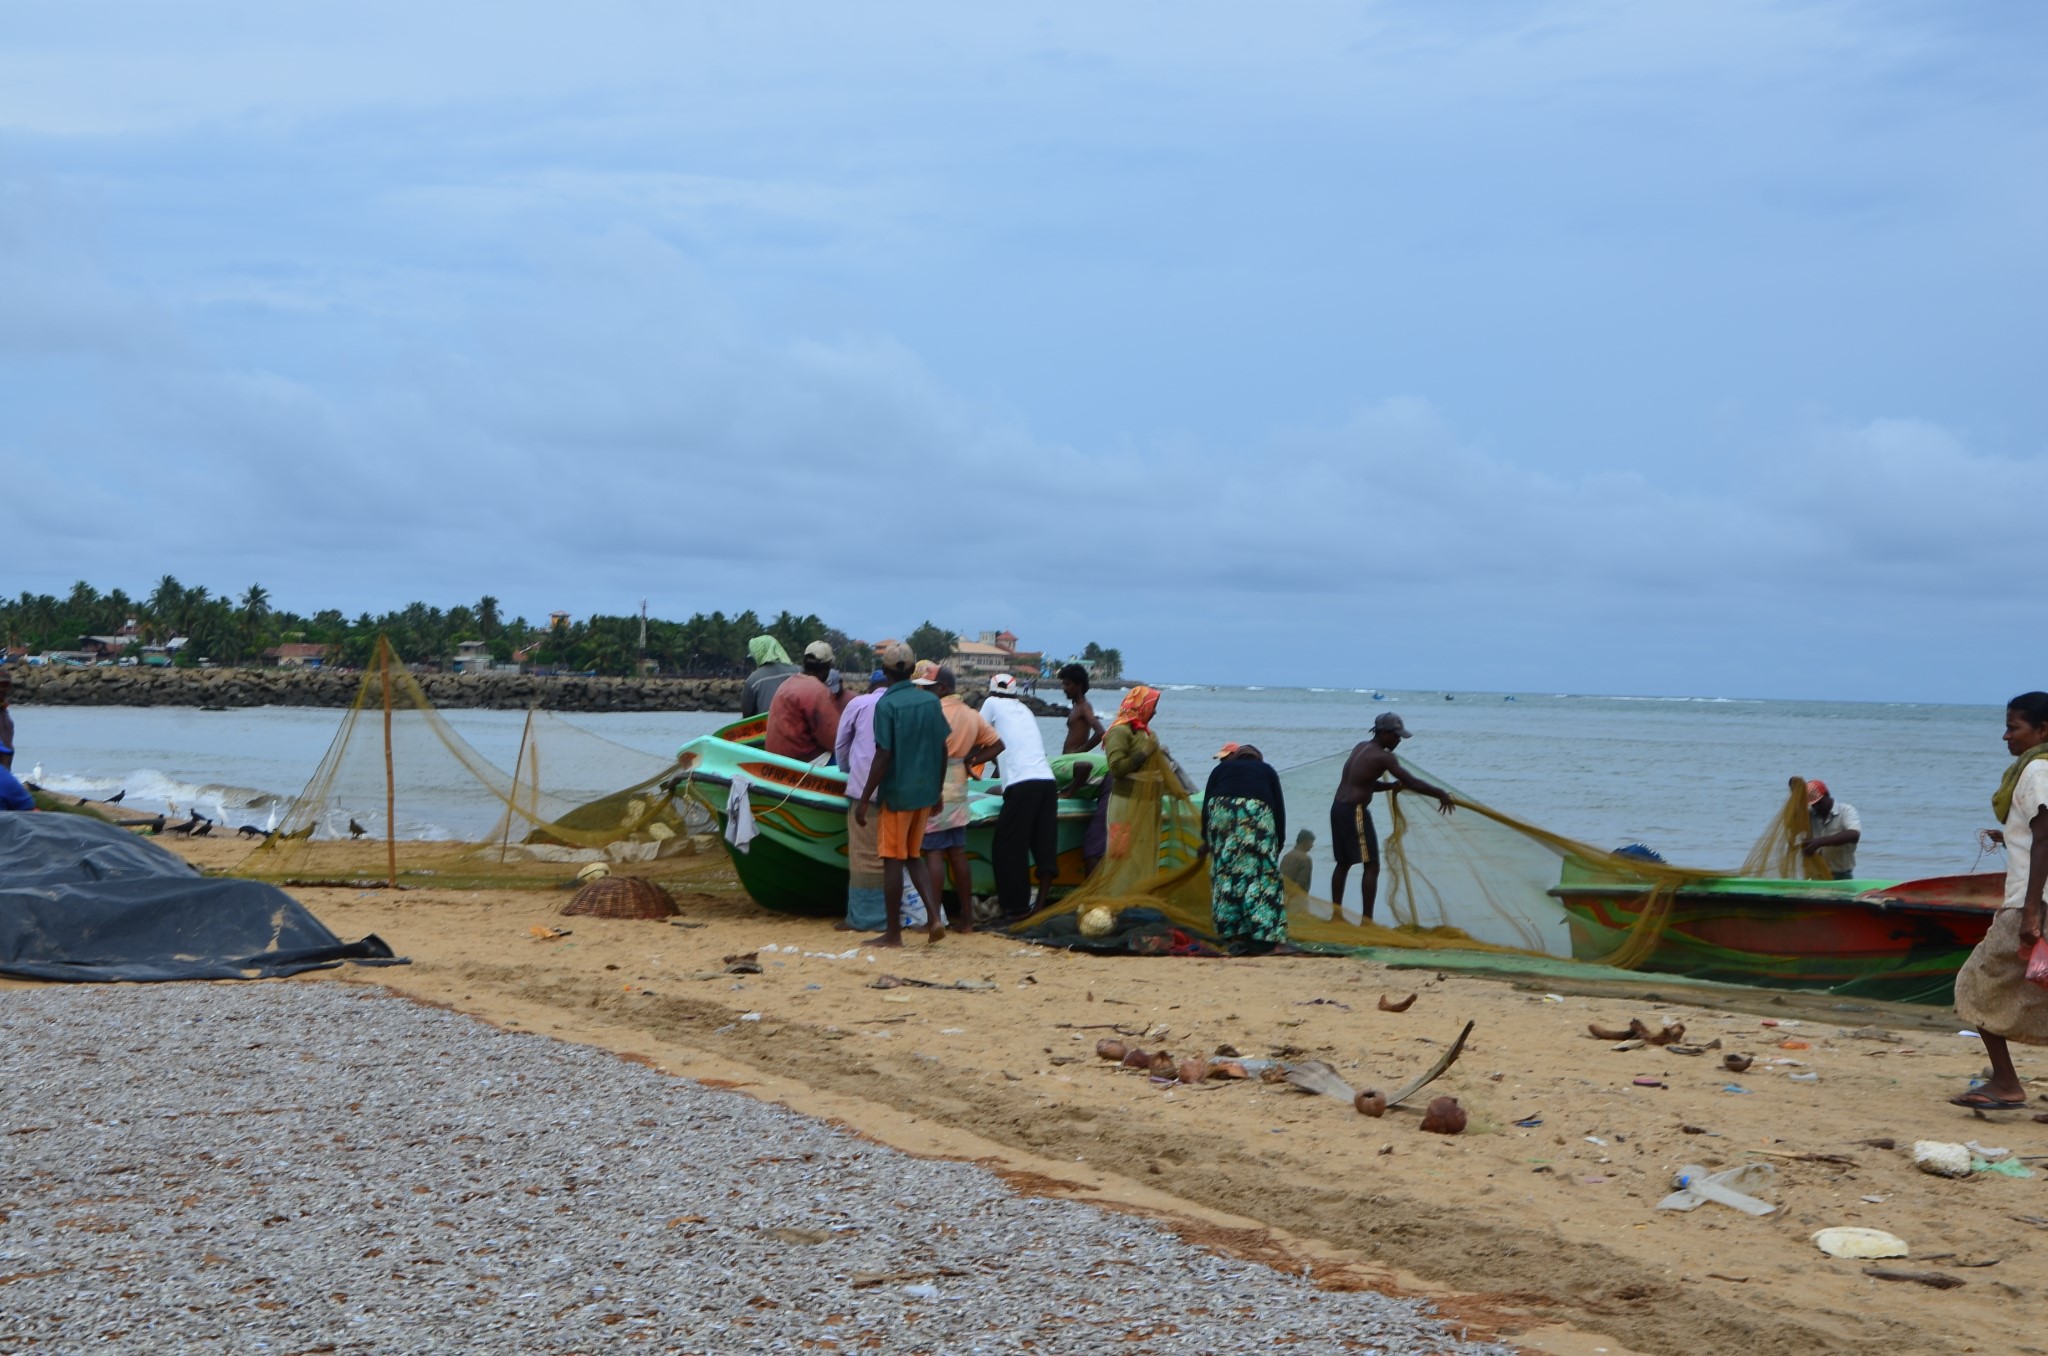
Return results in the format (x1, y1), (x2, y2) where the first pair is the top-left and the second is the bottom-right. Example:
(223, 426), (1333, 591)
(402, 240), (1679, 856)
(235, 637), (716, 889)
(1012, 744), (1821, 972)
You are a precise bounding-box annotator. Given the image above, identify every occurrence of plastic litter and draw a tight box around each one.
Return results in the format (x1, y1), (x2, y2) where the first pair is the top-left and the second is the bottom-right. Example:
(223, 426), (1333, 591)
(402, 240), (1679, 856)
(1966, 1141), (2012, 1162)
(1813, 1227), (1909, 1259)
(1657, 1162), (1778, 1215)
(1721, 1084), (1752, 1094)
(1788, 1071), (1820, 1083)
(903, 1283), (940, 1301)
(1975, 1158), (2035, 1179)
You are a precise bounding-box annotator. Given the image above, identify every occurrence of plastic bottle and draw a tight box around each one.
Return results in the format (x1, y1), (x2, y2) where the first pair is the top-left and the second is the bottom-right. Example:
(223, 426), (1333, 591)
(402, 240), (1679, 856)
(1657, 1162), (1778, 1215)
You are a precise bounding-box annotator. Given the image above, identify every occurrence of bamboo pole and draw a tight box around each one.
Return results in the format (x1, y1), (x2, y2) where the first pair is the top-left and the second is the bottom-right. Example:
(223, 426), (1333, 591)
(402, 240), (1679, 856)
(382, 637), (397, 889)
(499, 708), (535, 863)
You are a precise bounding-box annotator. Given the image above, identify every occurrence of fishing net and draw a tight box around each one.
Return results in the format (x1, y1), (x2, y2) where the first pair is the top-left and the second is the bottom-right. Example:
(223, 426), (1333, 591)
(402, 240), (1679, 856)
(235, 637), (716, 889)
(1011, 745), (1825, 973)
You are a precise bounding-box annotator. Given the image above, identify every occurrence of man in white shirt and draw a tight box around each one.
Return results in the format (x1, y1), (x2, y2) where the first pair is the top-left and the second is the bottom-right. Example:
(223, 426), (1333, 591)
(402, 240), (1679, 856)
(1801, 780), (1862, 880)
(981, 673), (1059, 922)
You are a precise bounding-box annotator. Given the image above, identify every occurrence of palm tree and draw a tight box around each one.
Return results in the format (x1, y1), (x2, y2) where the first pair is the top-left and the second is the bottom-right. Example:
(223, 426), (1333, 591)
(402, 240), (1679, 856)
(477, 595), (501, 640)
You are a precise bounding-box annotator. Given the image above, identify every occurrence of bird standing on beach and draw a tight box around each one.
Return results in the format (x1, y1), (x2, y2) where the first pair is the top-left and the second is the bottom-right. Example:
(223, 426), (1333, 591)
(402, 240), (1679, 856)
(349, 817), (367, 839)
(106, 789), (125, 804)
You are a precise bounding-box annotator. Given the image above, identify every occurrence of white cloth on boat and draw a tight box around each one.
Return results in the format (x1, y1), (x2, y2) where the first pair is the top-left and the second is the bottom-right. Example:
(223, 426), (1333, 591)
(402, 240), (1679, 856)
(2003, 761), (2048, 913)
(725, 774), (757, 855)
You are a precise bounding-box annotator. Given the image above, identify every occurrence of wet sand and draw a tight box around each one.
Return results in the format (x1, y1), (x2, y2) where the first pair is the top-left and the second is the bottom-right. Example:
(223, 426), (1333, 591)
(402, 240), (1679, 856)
(130, 840), (2048, 1353)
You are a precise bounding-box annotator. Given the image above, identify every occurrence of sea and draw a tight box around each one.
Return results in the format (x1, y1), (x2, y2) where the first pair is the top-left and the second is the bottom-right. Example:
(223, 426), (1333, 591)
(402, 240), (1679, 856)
(19, 687), (2015, 885)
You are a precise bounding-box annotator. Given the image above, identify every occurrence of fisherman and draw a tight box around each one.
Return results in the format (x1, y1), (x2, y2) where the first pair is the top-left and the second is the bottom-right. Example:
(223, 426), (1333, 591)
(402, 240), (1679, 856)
(738, 636), (800, 718)
(1059, 663), (1104, 755)
(763, 641), (841, 763)
(1279, 829), (1316, 894)
(0, 743), (33, 812)
(852, 642), (950, 947)
(834, 665), (891, 932)
(0, 668), (14, 769)
(980, 672), (1059, 922)
(1801, 780), (1862, 880)
(1330, 712), (1454, 922)
(922, 664), (1004, 933)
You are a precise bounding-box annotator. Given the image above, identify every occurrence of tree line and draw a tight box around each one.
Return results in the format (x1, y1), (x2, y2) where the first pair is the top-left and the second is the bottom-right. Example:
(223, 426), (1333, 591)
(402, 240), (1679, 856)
(0, 578), (1125, 680)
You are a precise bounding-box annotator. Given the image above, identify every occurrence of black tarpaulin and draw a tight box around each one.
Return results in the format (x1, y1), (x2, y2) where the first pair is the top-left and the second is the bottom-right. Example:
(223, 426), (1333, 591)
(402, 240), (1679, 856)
(0, 814), (400, 982)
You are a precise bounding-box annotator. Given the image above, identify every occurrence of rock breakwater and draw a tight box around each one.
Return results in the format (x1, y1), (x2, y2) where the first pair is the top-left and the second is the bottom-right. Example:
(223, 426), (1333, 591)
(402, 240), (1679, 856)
(9, 666), (744, 713)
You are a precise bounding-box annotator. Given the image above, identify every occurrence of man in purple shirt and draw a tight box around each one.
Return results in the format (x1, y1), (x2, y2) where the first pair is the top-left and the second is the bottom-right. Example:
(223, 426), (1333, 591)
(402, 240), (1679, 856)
(834, 670), (891, 931)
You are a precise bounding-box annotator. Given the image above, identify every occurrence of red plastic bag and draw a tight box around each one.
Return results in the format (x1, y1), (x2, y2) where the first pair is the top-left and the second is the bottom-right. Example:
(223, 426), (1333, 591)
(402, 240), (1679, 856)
(2026, 937), (2048, 989)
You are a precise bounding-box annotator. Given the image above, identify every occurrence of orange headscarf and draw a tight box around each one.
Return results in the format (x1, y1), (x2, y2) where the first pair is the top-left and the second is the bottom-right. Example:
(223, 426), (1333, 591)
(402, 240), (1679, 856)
(1111, 685), (1159, 734)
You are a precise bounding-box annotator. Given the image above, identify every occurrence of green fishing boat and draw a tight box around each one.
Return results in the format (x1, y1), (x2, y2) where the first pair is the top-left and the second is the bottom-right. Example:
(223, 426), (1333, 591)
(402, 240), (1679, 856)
(1552, 864), (1999, 1005)
(674, 715), (1100, 916)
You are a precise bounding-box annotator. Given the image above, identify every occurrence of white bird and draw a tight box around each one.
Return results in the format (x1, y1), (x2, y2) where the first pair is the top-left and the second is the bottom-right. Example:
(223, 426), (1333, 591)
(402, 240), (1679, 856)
(30, 762), (43, 783)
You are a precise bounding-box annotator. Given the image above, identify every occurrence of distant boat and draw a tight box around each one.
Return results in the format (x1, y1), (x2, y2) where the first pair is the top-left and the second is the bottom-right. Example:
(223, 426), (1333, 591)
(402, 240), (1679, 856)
(1444, 693), (1454, 701)
(1503, 695), (1517, 702)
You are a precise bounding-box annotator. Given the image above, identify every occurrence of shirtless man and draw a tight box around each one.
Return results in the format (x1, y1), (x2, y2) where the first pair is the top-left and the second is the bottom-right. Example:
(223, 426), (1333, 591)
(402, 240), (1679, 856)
(1330, 712), (1453, 921)
(1059, 663), (1104, 755)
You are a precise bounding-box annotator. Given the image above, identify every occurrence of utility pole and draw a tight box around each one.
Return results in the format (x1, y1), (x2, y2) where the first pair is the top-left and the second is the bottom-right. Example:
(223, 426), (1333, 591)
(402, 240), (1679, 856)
(638, 600), (649, 675)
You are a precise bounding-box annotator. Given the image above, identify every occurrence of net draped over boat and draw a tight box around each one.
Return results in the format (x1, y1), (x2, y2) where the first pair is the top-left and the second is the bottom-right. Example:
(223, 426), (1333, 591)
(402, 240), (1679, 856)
(235, 638), (714, 890)
(1009, 745), (1822, 971)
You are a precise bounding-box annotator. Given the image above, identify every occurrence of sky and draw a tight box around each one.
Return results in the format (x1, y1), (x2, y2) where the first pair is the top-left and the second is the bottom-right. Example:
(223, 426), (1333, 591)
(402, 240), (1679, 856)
(3, 1), (2044, 701)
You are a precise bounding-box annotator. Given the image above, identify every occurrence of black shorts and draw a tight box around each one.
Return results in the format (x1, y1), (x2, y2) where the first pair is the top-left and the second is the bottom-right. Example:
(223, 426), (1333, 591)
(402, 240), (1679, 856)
(1330, 801), (1378, 868)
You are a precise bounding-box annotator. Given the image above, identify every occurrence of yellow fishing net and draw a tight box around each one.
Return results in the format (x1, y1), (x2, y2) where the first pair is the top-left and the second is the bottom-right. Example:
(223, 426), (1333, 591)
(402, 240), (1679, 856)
(1012, 745), (1819, 970)
(235, 637), (715, 889)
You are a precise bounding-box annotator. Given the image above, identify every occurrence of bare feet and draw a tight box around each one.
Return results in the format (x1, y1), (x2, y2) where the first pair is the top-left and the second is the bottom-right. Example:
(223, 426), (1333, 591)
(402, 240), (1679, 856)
(925, 922), (946, 943)
(832, 920), (855, 931)
(870, 931), (904, 949)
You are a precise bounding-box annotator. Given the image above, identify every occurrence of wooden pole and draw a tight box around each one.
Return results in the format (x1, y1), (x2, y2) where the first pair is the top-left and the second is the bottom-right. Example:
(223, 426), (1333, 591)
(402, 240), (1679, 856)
(382, 637), (397, 888)
(499, 708), (534, 863)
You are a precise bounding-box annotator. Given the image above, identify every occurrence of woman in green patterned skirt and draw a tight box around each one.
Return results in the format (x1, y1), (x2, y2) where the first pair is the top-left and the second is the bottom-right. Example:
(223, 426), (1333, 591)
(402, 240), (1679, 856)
(1202, 744), (1289, 953)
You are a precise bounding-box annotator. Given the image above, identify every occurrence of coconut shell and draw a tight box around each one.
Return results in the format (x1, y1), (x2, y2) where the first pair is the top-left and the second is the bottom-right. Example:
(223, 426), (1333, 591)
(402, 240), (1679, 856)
(1354, 1089), (1387, 1118)
(1419, 1095), (1467, 1134)
(1177, 1057), (1209, 1085)
(1209, 1061), (1249, 1080)
(1121, 1048), (1152, 1070)
(1096, 1039), (1128, 1062)
(1148, 1050), (1177, 1076)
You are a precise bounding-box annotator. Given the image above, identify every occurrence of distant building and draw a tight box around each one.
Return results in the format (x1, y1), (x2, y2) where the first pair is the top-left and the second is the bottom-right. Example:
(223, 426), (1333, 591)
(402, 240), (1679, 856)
(949, 629), (1044, 681)
(452, 640), (494, 674)
(78, 635), (132, 660)
(262, 643), (333, 670)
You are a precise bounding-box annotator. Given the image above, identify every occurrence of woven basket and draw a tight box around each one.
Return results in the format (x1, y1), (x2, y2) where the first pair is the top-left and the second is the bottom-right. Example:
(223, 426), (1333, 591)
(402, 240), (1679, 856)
(562, 876), (678, 920)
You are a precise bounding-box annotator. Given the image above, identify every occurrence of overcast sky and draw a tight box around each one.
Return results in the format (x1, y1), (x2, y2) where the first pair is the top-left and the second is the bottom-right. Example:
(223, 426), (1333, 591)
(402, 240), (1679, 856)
(4, 2), (2042, 700)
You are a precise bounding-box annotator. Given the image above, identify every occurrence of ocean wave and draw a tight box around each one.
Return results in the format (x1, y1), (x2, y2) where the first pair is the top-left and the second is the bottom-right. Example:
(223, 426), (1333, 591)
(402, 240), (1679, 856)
(39, 769), (286, 821)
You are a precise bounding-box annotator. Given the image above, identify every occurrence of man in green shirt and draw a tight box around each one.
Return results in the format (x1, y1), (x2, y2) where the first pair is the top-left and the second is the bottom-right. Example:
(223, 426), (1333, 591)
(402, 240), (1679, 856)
(853, 642), (951, 946)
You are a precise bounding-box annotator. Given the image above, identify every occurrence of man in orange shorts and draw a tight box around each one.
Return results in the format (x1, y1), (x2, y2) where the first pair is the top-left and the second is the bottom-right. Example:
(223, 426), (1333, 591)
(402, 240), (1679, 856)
(852, 642), (951, 946)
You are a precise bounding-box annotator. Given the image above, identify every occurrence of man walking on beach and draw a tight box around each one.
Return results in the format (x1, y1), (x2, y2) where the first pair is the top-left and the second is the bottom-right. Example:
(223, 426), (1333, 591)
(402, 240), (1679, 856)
(1059, 663), (1104, 755)
(1331, 712), (1454, 922)
(739, 636), (800, 718)
(981, 672), (1059, 921)
(1801, 780), (1862, 880)
(853, 643), (950, 947)
(764, 641), (841, 763)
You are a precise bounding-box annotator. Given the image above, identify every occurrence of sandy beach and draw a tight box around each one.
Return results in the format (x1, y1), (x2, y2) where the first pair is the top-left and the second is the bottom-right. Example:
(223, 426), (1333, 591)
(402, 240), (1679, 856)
(14, 835), (2043, 1354)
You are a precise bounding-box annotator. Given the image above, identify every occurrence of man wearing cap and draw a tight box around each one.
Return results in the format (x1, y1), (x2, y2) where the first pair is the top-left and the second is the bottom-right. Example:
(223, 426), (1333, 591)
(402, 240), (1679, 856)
(764, 641), (842, 763)
(980, 672), (1060, 921)
(1330, 712), (1454, 922)
(1801, 780), (1862, 880)
(0, 744), (33, 812)
(739, 636), (800, 718)
(922, 664), (1004, 932)
(854, 642), (951, 946)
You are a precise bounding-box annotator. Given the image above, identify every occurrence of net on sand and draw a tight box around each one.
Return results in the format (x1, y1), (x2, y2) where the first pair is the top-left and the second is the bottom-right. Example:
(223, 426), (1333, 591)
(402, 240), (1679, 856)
(235, 637), (713, 889)
(1010, 745), (1818, 970)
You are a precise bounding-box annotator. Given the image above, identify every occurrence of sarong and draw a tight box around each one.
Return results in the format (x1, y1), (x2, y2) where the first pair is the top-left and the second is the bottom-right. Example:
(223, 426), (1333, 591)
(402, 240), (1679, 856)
(1207, 796), (1287, 944)
(845, 806), (887, 933)
(1956, 909), (2048, 1045)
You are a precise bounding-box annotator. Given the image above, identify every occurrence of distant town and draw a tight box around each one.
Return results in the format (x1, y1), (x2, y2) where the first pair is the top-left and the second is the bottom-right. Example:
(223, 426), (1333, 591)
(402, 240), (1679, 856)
(0, 578), (1125, 684)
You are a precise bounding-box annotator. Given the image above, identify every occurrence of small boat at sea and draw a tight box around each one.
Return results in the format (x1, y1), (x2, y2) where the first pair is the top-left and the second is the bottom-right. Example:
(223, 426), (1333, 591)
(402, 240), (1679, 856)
(674, 716), (1102, 915)
(1552, 863), (1998, 1005)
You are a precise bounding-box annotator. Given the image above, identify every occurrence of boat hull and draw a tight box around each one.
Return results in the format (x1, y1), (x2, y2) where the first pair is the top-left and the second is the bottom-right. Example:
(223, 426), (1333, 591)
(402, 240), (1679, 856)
(675, 720), (1097, 917)
(1554, 872), (1999, 1005)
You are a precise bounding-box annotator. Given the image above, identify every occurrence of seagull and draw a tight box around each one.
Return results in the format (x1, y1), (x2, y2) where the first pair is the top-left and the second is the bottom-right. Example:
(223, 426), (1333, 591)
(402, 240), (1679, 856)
(30, 762), (42, 784)
(348, 817), (367, 839)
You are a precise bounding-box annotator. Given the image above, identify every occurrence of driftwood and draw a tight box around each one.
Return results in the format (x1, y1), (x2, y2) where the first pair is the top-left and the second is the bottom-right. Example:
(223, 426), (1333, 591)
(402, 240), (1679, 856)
(1862, 1267), (1964, 1290)
(1387, 1020), (1476, 1108)
(1283, 1060), (1356, 1100)
(868, 975), (998, 991)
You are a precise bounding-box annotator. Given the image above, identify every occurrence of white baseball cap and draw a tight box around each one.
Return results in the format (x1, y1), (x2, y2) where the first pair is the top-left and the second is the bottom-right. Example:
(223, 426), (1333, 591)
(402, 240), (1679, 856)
(988, 673), (1019, 696)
